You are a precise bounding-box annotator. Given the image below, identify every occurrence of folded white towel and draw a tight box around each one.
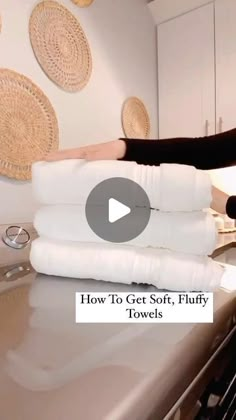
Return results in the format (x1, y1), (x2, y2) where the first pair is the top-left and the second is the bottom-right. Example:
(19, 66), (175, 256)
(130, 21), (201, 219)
(30, 238), (223, 292)
(34, 205), (217, 256)
(32, 160), (212, 211)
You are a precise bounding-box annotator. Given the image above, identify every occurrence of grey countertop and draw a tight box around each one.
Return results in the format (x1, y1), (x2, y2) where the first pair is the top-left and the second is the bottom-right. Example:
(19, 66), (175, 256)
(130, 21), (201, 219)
(0, 226), (236, 420)
(212, 232), (236, 258)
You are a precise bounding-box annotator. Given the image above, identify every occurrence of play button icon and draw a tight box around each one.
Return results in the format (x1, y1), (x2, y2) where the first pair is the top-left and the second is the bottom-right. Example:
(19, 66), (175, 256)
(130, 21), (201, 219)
(109, 198), (131, 223)
(85, 177), (151, 243)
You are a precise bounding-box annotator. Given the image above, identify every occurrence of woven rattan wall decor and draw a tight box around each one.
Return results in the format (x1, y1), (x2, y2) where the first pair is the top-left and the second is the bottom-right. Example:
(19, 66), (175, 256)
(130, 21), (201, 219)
(122, 97), (150, 139)
(0, 68), (59, 181)
(71, 0), (94, 7)
(29, 1), (92, 92)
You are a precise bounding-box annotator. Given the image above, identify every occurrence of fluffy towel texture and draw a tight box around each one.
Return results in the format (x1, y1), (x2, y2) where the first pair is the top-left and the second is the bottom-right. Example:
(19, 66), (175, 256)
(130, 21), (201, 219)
(30, 238), (224, 291)
(32, 160), (212, 211)
(34, 205), (217, 256)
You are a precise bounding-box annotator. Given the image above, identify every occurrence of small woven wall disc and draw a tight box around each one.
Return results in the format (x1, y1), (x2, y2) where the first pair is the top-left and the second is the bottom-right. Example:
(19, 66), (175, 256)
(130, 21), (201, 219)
(122, 97), (151, 139)
(71, 0), (94, 7)
(29, 1), (92, 92)
(0, 68), (59, 180)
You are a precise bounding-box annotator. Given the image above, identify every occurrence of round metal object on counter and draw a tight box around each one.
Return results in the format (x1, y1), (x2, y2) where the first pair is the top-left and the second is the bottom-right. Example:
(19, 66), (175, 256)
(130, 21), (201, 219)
(2, 226), (31, 250)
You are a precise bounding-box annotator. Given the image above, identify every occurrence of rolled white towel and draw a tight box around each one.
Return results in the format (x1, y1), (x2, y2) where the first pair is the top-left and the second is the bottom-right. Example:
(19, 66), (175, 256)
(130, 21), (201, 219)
(30, 237), (224, 292)
(32, 160), (212, 211)
(34, 205), (217, 256)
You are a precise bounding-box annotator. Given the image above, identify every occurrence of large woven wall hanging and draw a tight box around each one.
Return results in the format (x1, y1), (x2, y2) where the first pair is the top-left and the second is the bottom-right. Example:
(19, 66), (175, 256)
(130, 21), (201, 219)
(0, 68), (59, 181)
(71, 0), (94, 7)
(122, 97), (151, 139)
(29, 1), (92, 92)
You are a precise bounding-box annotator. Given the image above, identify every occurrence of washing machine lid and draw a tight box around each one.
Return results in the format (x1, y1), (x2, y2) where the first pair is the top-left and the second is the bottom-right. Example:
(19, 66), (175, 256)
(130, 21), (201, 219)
(0, 266), (235, 420)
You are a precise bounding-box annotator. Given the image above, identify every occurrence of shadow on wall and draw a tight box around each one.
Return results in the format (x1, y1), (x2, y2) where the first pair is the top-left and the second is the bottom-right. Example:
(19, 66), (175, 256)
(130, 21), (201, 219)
(71, 0), (157, 133)
(0, 175), (38, 223)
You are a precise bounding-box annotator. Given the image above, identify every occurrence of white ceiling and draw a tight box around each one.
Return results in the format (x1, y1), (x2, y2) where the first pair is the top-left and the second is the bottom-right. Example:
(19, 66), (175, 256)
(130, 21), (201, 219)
(148, 0), (213, 24)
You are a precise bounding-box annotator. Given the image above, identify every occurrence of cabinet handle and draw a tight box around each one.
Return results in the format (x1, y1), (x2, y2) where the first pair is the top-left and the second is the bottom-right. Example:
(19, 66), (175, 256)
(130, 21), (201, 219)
(219, 117), (223, 133)
(205, 120), (209, 136)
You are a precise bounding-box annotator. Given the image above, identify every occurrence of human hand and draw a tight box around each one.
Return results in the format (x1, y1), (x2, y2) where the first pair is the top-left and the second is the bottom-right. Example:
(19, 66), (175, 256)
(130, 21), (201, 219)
(211, 186), (229, 214)
(45, 140), (126, 162)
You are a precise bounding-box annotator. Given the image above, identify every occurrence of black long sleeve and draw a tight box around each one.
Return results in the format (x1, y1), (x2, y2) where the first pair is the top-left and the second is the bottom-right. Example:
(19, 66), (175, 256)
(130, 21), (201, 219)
(120, 129), (236, 219)
(120, 128), (236, 170)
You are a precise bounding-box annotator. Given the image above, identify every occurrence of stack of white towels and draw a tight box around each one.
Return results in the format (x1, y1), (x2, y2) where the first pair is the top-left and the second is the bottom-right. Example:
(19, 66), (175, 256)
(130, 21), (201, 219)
(30, 159), (225, 291)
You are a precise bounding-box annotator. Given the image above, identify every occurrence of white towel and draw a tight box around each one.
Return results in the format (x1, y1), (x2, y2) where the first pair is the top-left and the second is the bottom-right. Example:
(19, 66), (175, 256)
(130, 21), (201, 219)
(32, 160), (212, 211)
(34, 205), (217, 256)
(30, 237), (224, 292)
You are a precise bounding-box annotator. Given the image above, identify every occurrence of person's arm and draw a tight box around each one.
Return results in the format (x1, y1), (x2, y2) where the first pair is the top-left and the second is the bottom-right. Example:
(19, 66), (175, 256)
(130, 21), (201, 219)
(45, 131), (236, 219)
(120, 127), (236, 170)
(46, 128), (236, 169)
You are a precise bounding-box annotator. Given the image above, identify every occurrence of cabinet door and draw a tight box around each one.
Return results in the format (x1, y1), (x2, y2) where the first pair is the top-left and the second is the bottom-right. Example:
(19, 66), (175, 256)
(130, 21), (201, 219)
(215, 0), (236, 132)
(210, 0), (236, 195)
(158, 3), (215, 138)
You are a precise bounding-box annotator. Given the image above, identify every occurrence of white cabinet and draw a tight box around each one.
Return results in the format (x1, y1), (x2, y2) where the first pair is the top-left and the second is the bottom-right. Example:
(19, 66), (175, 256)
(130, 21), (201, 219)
(215, 0), (236, 133)
(210, 0), (236, 194)
(157, 0), (236, 194)
(157, 3), (215, 138)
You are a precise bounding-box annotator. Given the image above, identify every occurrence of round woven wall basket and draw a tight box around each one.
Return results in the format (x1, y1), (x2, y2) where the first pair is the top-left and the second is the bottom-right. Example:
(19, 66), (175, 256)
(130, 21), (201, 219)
(71, 0), (94, 7)
(122, 97), (150, 139)
(29, 1), (92, 92)
(0, 68), (59, 181)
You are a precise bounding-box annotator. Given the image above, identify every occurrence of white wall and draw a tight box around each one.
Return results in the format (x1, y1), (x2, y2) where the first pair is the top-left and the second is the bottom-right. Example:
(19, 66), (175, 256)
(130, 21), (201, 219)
(0, 0), (158, 224)
(149, 0), (213, 24)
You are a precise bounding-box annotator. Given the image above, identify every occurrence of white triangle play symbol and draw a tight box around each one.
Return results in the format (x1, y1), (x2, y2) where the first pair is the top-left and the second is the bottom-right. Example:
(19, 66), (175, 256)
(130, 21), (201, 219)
(108, 198), (131, 223)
